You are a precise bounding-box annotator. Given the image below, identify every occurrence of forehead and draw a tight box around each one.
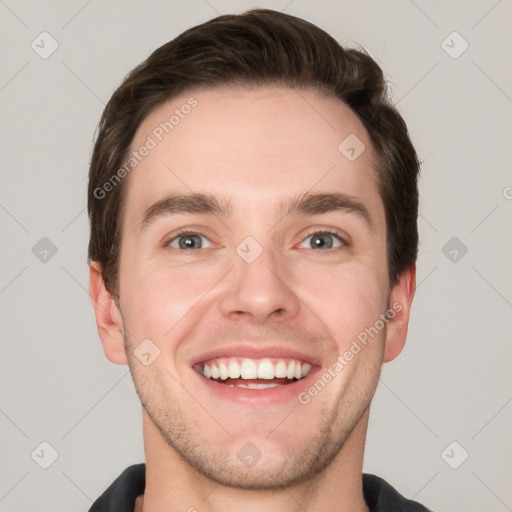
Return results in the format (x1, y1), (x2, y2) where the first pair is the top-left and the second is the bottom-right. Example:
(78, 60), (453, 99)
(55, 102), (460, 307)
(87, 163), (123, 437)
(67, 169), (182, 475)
(124, 85), (383, 225)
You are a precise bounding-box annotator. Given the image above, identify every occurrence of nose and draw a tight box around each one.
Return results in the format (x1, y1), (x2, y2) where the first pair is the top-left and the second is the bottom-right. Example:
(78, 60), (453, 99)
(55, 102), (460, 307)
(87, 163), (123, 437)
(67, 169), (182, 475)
(219, 241), (301, 323)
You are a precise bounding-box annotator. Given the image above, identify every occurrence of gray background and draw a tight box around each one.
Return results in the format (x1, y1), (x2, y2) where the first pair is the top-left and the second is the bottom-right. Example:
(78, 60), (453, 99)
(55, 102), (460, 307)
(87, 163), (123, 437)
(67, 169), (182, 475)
(1, 0), (511, 510)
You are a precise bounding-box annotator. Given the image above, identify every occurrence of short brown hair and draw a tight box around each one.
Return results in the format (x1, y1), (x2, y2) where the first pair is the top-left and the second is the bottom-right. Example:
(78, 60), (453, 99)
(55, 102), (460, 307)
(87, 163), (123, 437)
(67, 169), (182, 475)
(88, 8), (420, 298)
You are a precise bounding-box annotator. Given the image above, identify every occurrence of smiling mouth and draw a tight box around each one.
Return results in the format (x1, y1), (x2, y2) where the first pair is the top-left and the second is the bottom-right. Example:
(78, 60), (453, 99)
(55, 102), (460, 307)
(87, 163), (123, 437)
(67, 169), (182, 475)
(193, 357), (312, 389)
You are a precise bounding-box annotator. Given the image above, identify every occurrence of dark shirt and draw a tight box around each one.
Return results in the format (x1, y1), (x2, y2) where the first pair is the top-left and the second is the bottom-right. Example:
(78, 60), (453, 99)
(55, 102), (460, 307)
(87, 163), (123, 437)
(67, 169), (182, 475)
(88, 463), (432, 512)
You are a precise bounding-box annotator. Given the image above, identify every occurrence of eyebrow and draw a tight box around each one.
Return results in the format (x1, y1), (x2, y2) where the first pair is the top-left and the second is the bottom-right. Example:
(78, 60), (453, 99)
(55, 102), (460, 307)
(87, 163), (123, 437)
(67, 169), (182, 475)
(140, 192), (373, 232)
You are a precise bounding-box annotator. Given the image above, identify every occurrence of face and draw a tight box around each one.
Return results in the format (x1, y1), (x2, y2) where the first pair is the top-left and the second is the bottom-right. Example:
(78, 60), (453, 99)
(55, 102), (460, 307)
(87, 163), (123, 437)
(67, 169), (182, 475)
(93, 85), (413, 489)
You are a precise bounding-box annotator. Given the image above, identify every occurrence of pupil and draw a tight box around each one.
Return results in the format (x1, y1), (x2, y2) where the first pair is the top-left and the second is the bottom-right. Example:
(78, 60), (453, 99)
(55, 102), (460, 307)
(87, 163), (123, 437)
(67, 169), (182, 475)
(312, 234), (332, 249)
(180, 235), (200, 249)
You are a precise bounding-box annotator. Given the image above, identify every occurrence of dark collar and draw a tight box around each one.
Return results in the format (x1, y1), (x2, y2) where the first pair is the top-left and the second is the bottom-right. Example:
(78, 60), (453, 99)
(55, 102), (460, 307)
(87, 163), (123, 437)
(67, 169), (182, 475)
(88, 463), (432, 512)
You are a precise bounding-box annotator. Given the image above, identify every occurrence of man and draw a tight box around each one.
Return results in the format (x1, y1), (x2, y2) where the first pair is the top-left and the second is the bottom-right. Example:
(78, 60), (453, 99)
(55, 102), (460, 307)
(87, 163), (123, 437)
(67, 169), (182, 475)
(87, 8), (430, 512)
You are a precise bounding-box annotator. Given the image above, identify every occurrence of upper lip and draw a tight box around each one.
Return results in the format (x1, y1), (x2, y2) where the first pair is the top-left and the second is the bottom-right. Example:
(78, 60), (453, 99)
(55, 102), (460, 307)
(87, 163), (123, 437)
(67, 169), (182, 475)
(190, 343), (321, 367)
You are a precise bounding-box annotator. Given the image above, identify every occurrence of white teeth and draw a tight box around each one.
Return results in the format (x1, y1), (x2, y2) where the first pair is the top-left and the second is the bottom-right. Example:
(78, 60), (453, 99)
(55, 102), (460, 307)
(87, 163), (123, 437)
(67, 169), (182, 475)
(241, 359), (258, 379)
(257, 360), (275, 379)
(230, 383), (282, 389)
(219, 362), (229, 380)
(228, 361), (240, 379)
(286, 361), (296, 380)
(302, 363), (312, 377)
(200, 358), (313, 381)
(274, 360), (288, 378)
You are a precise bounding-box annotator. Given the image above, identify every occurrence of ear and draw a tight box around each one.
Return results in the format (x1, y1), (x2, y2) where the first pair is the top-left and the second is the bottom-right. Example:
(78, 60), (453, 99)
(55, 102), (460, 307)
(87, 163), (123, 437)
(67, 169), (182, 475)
(383, 264), (416, 363)
(89, 261), (128, 365)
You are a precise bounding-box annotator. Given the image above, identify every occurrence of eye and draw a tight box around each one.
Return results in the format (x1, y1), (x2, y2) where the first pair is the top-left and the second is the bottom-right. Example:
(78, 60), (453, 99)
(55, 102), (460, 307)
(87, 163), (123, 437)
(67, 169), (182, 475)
(298, 230), (345, 250)
(167, 231), (212, 250)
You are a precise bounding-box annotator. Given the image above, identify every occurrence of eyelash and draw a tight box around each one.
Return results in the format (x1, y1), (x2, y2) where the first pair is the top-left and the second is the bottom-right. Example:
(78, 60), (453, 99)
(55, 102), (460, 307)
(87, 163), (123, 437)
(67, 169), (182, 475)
(164, 228), (348, 251)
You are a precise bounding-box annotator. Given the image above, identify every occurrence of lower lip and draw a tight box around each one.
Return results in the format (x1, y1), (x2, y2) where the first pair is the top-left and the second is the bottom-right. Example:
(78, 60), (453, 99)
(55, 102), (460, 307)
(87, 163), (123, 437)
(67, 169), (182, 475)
(192, 367), (318, 406)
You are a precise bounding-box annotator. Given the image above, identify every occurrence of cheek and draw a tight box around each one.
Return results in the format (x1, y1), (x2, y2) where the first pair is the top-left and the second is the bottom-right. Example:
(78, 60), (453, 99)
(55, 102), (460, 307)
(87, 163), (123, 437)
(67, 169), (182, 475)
(120, 260), (220, 339)
(298, 262), (387, 348)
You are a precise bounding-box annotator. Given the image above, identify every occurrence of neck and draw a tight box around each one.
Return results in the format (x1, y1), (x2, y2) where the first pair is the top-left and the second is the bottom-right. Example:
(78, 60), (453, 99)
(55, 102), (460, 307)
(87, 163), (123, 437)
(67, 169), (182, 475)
(136, 408), (371, 512)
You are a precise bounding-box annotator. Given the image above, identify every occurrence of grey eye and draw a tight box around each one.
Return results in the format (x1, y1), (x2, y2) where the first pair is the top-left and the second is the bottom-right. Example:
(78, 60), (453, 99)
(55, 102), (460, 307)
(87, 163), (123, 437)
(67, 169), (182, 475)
(299, 232), (343, 249)
(169, 233), (211, 250)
